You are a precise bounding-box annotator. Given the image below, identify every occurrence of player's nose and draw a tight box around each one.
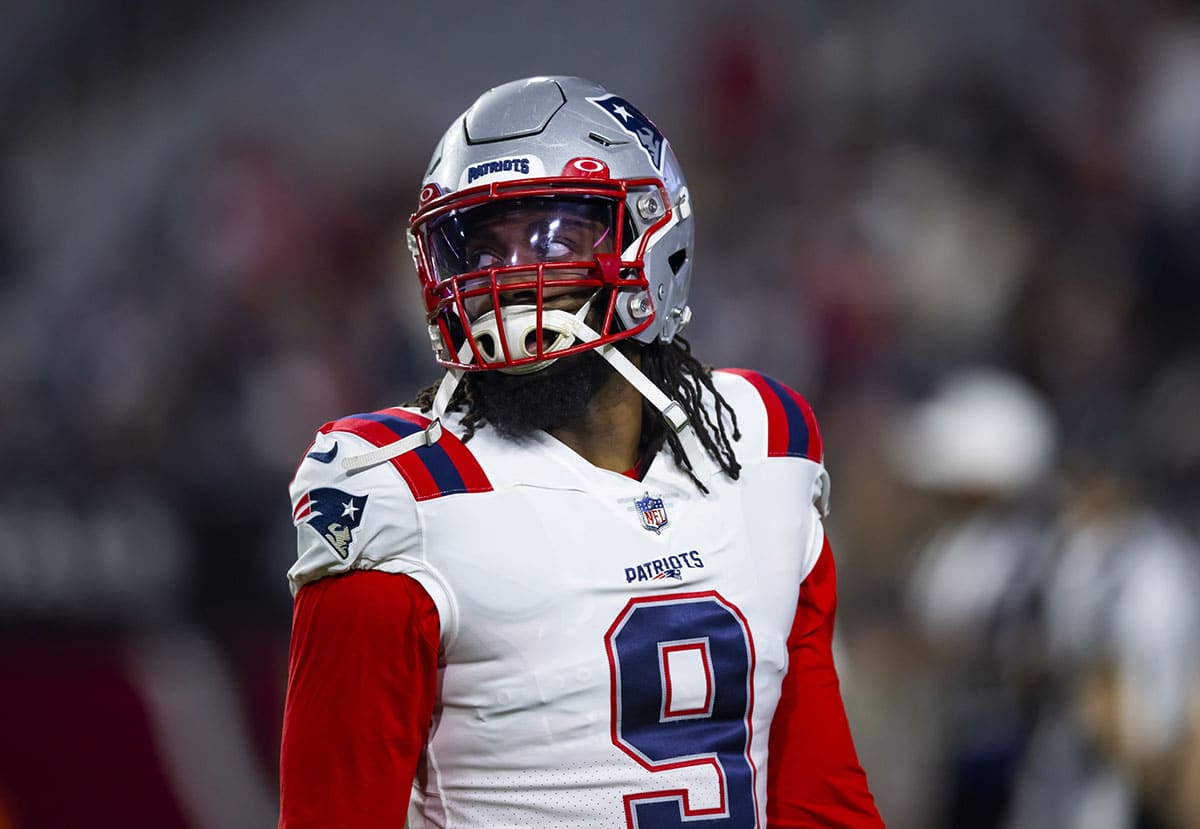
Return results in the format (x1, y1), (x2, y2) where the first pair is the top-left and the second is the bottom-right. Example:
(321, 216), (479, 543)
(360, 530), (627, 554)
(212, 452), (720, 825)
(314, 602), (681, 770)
(495, 268), (534, 304)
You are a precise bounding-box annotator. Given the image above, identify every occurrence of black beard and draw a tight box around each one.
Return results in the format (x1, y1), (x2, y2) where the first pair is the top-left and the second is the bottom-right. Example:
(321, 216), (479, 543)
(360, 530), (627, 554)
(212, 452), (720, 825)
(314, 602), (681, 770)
(466, 350), (616, 438)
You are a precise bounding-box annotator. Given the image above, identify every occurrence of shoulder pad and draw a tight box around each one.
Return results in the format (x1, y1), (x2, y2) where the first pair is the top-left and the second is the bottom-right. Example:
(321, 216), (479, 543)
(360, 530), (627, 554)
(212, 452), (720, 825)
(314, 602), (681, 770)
(715, 369), (824, 463)
(321, 407), (492, 501)
(286, 406), (492, 594)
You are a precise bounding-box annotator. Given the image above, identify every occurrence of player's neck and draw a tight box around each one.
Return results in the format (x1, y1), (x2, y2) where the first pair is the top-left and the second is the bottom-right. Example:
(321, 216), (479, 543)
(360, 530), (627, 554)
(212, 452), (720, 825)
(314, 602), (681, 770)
(548, 364), (643, 474)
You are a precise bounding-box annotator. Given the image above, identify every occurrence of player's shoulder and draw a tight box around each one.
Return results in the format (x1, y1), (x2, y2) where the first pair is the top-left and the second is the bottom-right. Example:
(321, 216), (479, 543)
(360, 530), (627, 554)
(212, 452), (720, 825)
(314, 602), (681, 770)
(286, 404), (496, 593)
(712, 368), (824, 464)
(294, 404), (494, 504)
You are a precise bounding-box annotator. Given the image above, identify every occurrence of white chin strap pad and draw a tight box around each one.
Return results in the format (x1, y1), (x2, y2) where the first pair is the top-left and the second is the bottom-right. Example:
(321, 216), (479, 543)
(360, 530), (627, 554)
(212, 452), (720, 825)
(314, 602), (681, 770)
(469, 304), (589, 375)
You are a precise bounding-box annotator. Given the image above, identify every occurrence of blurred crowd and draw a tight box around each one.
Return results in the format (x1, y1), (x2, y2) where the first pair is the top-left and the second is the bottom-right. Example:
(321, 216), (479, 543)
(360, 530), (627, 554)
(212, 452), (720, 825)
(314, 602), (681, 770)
(679, 4), (1200, 827)
(2, 1), (1198, 827)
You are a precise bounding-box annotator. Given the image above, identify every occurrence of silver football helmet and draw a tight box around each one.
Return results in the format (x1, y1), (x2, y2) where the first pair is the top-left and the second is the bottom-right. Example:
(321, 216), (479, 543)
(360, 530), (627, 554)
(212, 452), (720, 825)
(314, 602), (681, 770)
(408, 75), (694, 374)
(344, 77), (697, 474)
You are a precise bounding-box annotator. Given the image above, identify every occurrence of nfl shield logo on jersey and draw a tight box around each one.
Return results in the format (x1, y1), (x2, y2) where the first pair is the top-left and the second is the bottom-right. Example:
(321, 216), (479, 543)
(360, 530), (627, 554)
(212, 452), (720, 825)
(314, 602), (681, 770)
(634, 492), (669, 534)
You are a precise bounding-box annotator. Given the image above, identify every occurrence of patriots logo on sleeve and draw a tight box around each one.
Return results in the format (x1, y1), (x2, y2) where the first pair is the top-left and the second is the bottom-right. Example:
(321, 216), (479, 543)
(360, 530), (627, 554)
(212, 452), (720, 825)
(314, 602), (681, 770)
(589, 94), (665, 171)
(293, 487), (368, 560)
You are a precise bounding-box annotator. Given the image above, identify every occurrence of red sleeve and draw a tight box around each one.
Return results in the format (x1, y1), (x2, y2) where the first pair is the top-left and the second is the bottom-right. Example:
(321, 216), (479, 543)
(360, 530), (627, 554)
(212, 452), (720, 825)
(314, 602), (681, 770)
(767, 538), (884, 827)
(279, 571), (440, 829)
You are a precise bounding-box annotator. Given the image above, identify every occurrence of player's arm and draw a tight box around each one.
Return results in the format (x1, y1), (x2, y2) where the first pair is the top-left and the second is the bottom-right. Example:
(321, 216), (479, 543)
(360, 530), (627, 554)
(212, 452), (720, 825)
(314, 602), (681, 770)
(279, 570), (439, 828)
(280, 415), (458, 827)
(766, 535), (884, 827)
(706, 370), (883, 825)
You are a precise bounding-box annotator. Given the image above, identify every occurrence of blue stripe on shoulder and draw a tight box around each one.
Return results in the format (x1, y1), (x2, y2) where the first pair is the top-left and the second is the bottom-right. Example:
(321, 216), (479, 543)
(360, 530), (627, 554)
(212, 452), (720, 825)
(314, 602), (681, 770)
(355, 412), (469, 496)
(758, 373), (811, 459)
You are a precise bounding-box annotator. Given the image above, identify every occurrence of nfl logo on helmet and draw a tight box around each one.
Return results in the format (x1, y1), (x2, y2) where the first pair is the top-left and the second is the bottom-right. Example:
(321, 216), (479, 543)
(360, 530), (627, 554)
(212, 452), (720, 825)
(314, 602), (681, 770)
(634, 492), (669, 534)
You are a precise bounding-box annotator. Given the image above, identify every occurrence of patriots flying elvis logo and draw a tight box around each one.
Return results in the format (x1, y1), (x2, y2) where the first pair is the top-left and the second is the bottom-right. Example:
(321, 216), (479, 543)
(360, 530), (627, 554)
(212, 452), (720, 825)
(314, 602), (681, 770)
(293, 487), (367, 560)
(588, 94), (665, 171)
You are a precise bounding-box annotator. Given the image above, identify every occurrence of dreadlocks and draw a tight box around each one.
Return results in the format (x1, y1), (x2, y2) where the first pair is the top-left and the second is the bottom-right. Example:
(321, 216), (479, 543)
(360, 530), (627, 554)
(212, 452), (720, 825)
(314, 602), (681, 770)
(411, 336), (742, 494)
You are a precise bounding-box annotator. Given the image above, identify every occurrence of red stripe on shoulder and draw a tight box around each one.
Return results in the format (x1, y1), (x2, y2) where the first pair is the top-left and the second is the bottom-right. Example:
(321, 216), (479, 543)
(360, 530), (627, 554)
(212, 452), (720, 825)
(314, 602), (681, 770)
(320, 413), (441, 499)
(780, 383), (824, 463)
(318, 408), (493, 500)
(718, 369), (792, 458)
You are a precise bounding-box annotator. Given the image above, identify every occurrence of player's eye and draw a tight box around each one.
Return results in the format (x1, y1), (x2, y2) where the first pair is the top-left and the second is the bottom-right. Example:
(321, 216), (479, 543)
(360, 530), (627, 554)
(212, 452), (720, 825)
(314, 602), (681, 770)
(466, 249), (504, 270)
(527, 218), (583, 262)
(538, 238), (575, 260)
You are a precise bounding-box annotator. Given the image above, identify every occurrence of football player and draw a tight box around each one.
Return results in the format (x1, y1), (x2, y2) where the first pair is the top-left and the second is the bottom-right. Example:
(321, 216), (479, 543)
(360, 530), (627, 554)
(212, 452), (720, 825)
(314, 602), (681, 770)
(279, 76), (883, 828)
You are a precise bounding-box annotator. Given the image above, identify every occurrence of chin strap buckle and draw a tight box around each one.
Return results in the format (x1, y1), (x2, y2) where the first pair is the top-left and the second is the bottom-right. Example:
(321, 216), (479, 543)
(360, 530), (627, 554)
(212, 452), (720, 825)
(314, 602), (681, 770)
(423, 418), (444, 446)
(661, 401), (689, 434)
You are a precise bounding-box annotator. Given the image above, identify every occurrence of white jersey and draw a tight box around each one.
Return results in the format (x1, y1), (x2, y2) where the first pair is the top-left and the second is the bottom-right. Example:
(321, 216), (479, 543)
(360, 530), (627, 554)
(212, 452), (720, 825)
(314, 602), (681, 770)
(288, 369), (830, 828)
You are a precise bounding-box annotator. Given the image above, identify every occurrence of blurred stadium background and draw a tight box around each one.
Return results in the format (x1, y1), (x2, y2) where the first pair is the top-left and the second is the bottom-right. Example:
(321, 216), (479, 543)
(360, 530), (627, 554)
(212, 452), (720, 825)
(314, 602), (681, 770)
(2, 0), (1199, 826)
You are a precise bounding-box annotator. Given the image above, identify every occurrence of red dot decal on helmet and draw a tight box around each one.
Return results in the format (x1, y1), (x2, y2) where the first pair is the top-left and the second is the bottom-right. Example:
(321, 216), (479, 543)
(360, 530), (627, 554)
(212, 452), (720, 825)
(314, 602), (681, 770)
(419, 184), (442, 204)
(562, 158), (610, 178)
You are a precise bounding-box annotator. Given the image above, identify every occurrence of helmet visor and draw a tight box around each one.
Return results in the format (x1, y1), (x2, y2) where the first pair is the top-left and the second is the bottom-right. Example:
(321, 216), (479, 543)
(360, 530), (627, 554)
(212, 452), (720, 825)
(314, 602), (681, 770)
(422, 195), (618, 318)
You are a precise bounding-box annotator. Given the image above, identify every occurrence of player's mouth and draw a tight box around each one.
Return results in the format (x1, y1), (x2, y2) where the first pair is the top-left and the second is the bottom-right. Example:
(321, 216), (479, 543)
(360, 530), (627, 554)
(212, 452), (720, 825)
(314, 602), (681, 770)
(539, 290), (593, 313)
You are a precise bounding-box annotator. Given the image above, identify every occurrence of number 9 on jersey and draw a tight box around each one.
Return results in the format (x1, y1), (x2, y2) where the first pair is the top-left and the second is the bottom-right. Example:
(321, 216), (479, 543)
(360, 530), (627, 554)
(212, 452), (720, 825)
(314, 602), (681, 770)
(605, 591), (759, 828)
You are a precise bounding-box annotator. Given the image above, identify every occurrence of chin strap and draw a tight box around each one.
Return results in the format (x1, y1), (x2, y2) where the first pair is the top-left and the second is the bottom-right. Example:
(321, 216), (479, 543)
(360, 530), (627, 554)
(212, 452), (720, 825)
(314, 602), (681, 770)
(342, 310), (690, 473)
(565, 318), (690, 435)
(340, 417), (446, 473)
